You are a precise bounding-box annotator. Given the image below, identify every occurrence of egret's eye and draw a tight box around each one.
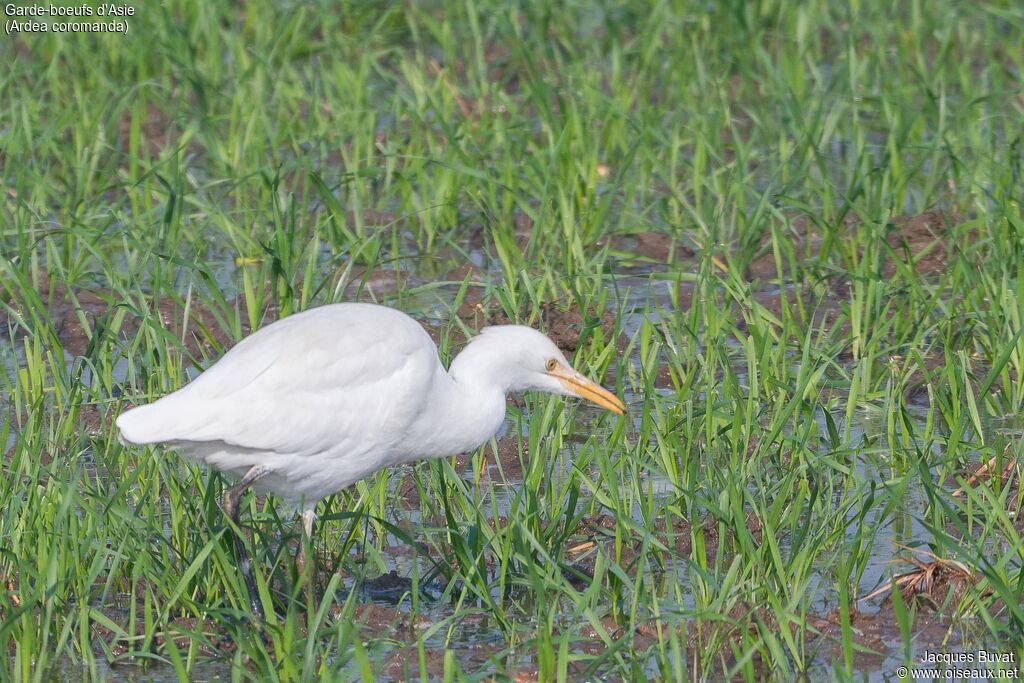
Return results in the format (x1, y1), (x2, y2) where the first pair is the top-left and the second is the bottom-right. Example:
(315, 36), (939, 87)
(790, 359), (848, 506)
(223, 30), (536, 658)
(546, 359), (558, 372)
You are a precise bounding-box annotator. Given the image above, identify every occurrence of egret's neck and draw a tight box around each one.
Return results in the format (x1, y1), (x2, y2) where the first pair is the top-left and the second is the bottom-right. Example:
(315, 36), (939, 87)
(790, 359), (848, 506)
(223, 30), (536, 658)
(408, 360), (508, 460)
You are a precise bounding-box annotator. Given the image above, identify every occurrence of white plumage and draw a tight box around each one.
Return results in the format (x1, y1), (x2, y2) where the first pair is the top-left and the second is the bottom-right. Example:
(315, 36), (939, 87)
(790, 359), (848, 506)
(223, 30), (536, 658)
(116, 303), (624, 615)
(119, 304), (438, 501)
(118, 302), (623, 501)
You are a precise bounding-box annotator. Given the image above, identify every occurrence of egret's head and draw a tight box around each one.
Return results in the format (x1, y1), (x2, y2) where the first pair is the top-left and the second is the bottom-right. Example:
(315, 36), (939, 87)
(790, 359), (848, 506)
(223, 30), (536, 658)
(451, 325), (626, 415)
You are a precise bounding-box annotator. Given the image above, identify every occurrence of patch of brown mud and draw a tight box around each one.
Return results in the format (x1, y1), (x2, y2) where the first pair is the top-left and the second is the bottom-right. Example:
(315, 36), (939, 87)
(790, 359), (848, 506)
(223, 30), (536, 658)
(115, 102), (205, 160)
(571, 513), (678, 572)
(675, 279), (838, 333)
(744, 209), (960, 282)
(88, 574), (438, 659)
(394, 437), (528, 507)
(92, 613), (228, 659)
(901, 351), (948, 400)
(743, 215), (836, 281)
(3, 441), (52, 465)
(73, 403), (112, 436)
(727, 281), (848, 342)
(679, 273), (956, 402)
(684, 600), (776, 678)
(88, 595), (420, 664)
(341, 264), (405, 298)
(649, 360), (678, 390)
(349, 602), (409, 630)
(553, 616), (660, 675)
(456, 208), (534, 254)
(610, 231), (696, 264)
(383, 641), (501, 682)
(807, 604), (961, 671)
(731, 212), (971, 381)
(580, 616), (659, 651)
(345, 209), (399, 231)
(457, 298), (621, 357)
(882, 211), (955, 278)
(393, 471), (425, 509)
(383, 646), (451, 681)
(568, 512), (762, 582)
(358, 570), (429, 603)
(613, 604), (777, 679)
(639, 590), (966, 677)
(3, 270), (243, 359)
(476, 437), (526, 481)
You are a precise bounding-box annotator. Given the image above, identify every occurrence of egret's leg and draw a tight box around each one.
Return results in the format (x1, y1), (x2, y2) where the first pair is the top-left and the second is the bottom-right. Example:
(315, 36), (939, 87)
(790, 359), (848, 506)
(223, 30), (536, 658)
(296, 507), (316, 576)
(222, 465), (270, 619)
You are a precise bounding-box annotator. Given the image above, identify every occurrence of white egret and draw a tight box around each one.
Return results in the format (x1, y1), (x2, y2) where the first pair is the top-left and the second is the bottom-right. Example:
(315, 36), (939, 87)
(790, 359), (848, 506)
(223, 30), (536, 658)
(116, 302), (625, 617)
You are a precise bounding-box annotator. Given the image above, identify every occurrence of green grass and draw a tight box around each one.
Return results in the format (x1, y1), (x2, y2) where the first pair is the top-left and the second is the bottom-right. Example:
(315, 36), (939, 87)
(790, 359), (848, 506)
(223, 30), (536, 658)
(3, 0), (1024, 680)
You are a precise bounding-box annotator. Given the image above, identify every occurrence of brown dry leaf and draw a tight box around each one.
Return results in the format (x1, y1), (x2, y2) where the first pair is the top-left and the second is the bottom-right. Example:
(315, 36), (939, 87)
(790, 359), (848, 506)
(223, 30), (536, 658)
(566, 541), (596, 555)
(687, 235), (729, 274)
(4, 579), (19, 608)
(952, 446), (1018, 499)
(429, 59), (473, 119)
(860, 550), (978, 603)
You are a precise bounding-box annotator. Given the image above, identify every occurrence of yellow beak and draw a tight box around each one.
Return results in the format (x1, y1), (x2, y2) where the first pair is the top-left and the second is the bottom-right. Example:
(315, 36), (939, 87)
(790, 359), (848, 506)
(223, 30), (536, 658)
(547, 364), (626, 415)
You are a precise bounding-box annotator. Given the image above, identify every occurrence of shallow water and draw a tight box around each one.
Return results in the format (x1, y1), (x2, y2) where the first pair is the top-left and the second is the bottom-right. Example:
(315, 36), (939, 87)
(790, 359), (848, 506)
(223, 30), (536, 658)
(0, 241), (1015, 682)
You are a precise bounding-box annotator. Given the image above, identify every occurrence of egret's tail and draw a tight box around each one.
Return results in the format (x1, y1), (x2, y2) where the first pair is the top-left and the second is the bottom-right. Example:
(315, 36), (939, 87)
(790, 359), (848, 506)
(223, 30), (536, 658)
(116, 402), (175, 444)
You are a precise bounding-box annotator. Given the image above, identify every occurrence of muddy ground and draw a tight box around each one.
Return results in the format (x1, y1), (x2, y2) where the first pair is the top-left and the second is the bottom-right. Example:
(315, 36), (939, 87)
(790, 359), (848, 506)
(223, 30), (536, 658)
(34, 529), (986, 682)
(1, 208), (1002, 679)
(1, 207), (966, 401)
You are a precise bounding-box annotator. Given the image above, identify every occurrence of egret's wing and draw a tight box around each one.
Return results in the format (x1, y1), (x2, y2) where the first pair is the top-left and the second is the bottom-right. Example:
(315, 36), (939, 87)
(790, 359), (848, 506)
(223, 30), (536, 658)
(116, 305), (439, 456)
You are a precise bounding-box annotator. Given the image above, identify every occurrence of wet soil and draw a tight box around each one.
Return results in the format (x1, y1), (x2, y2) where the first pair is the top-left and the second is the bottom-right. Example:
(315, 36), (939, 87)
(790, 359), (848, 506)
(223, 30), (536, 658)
(608, 209), (967, 395)
(807, 604), (960, 671)
(341, 263), (406, 298)
(383, 640), (505, 681)
(393, 436), (527, 508)
(566, 510), (765, 586)
(116, 103), (198, 160)
(947, 452), (1024, 535)
(600, 209), (958, 287)
(882, 210), (956, 278)
(24, 562), (988, 682)
(610, 231), (696, 264)
(1, 209), (997, 679)
(744, 209), (958, 282)
(456, 296), (621, 357)
(2, 269), (244, 359)
(91, 613), (228, 660)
